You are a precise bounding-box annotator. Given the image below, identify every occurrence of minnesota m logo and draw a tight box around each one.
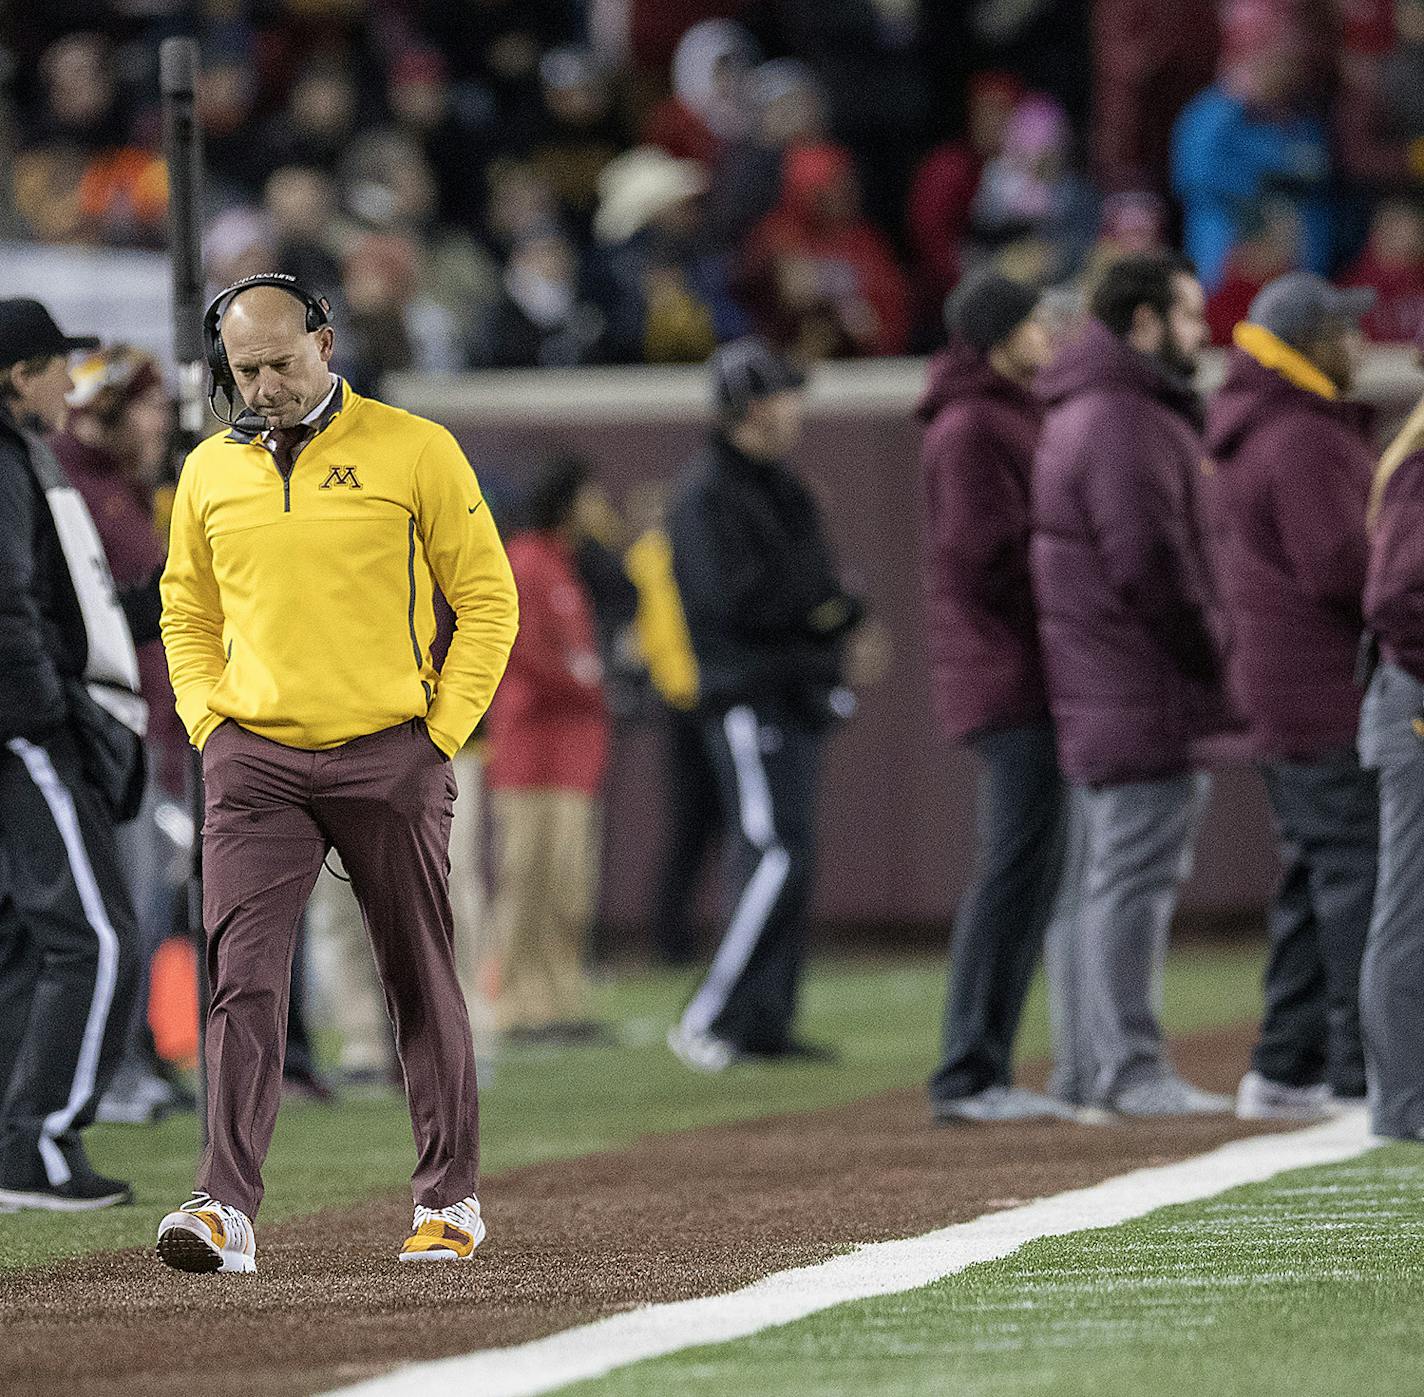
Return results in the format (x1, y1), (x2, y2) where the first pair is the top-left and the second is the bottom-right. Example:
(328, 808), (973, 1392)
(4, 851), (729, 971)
(320, 466), (362, 490)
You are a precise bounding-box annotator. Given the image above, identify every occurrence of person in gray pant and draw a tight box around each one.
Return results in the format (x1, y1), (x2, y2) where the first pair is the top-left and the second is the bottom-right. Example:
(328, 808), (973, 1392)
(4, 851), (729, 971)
(1032, 253), (1235, 1116)
(1357, 339), (1424, 1142)
(1045, 774), (1212, 1110)
(1358, 663), (1424, 1139)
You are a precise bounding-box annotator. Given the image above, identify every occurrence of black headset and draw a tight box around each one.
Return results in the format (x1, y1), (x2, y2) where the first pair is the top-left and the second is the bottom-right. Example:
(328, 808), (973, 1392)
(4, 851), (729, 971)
(202, 272), (332, 427)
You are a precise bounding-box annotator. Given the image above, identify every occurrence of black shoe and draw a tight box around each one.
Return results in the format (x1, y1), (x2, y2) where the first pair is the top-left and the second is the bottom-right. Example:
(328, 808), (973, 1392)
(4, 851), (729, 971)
(0, 1167), (132, 1212)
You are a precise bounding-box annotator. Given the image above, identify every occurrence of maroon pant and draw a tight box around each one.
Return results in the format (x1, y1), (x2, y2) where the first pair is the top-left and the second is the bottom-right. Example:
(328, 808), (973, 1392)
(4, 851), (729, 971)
(197, 718), (477, 1218)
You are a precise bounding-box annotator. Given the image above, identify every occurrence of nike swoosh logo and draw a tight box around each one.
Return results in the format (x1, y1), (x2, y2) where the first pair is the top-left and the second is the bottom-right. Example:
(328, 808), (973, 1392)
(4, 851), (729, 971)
(468, 502), (483, 515)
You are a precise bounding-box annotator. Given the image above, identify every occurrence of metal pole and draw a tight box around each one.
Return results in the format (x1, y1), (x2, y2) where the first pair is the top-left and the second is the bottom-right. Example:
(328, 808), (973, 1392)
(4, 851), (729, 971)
(160, 35), (209, 1146)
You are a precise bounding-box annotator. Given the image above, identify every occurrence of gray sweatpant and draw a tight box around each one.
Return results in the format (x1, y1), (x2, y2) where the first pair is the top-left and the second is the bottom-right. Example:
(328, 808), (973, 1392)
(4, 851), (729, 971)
(1045, 772), (1211, 1106)
(1358, 661), (1424, 1140)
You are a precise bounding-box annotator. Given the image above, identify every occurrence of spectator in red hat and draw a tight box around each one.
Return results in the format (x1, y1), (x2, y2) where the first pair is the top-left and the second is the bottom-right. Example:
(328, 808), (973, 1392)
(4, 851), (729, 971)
(738, 141), (908, 357)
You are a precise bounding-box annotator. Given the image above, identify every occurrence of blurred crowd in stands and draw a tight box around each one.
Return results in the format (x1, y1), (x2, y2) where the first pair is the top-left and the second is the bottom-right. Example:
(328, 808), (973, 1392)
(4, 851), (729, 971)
(8, 0), (1424, 379)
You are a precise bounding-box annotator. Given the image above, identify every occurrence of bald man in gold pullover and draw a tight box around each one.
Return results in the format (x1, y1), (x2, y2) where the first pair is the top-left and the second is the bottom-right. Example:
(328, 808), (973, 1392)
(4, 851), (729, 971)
(155, 280), (518, 1275)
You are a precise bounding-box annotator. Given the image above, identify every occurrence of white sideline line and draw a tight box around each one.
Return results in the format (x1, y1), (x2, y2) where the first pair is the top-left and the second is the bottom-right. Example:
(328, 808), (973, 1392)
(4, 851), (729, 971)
(328, 1112), (1377, 1397)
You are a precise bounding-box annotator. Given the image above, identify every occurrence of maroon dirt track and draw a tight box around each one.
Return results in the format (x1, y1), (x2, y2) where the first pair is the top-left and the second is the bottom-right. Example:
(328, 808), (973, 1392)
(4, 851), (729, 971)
(0, 1024), (1282, 1397)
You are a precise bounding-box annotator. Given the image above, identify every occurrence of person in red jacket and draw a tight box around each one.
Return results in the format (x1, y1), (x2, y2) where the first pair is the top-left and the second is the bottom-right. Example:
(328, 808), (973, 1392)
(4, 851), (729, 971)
(485, 454), (611, 1046)
(1343, 200), (1424, 344)
(738, 142), (909, 358)
(1205, 273), (1377, 1120)
(919, 270), (1077, 1125)
(1358, 317), (1424, 1143)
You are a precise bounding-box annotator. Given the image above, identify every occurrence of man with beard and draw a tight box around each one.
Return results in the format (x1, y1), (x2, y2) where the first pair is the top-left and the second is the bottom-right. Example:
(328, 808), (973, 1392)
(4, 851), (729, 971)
(1205, 274), (1377, 1121)
(1032, 253), (1234, 1116)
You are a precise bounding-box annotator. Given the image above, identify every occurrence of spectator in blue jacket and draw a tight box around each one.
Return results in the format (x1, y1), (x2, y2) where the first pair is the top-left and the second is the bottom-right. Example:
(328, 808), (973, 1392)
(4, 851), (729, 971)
(1172, 31), (1336, 291)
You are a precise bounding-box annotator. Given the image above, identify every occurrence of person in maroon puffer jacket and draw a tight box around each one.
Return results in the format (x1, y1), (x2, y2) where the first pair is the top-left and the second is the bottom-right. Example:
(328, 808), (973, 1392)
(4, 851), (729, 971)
(1206, 272), (1377, 1122)
(1031, 252), (1234, 1117)
(1358, 316), (1424, 1144)
(919, 270), (1077, 1125)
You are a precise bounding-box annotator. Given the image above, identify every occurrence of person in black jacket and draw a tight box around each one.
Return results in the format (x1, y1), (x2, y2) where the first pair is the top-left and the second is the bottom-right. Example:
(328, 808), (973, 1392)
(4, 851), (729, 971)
(667, 337), (862, 1070)
(0, 299), (150, 1211)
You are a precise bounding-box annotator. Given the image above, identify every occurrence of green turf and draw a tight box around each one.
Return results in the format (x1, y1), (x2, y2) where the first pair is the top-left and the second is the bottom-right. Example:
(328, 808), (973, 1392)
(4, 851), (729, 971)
(566, 1142), (1424, 1397)
(0, 944), (1263, 1273)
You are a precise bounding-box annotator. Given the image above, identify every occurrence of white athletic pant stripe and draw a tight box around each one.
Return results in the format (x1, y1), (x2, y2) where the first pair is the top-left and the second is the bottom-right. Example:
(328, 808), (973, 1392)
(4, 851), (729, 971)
(680, 707), (791, 1038)
(6, 738), (121, 1186)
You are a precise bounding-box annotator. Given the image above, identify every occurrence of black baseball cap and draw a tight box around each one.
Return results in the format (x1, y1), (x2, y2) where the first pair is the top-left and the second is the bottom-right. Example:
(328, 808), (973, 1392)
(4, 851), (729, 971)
(1246, 273), (1374, 350)
(0, 299), (100, 370)
(709, 337), (807, 419)
(945, 270), (1041, 354)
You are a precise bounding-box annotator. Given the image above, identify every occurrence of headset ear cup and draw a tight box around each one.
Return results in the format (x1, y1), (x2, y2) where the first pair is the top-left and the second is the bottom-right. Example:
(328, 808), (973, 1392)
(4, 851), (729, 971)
(203, 298), (229, 385)
(305, 296), (332, 334)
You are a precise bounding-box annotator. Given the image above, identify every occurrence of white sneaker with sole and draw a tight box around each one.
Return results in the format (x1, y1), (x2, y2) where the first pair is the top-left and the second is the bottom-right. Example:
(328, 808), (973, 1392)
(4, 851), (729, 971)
(667, 1024), (737, 1073)
(933, 1085), (1084, 1124)
(399, 1196), (486, 1262)
(1112, 1076), (1234, 1117)
(1236, 1069), (1333, 1121)
(156, 1193), (256, 1274)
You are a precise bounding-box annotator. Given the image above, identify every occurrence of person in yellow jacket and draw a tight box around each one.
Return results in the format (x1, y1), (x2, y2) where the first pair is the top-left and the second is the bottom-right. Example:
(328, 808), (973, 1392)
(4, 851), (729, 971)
(154, 275), (517, 1276)
(626, 514), (720, 966)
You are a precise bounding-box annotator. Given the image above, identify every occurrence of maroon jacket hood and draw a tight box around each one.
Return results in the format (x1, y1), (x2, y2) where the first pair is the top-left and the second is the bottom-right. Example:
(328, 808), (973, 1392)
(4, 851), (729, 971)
(916, 341), (1035, 423)
(1205, 346), (1374, 461)
(1036, 318), (1201, 424)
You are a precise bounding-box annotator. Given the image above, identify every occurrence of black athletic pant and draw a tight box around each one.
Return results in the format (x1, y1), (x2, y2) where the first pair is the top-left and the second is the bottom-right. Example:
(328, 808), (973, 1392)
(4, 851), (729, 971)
(1252, 749), (1377, 1098)
(0, 728), (139, 1186)
(677, 704), (821, 1053)
(649, 705), (721, 966)
(930, 722), (1067, 1104)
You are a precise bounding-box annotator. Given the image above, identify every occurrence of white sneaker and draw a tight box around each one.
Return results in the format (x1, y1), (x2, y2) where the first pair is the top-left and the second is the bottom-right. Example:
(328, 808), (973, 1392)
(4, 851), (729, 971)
(398, 1195), (486, 1262)
(156, 1193), (257, 1274)
(933, 1085), (1083, 1124)
(667, 1024), (736, 1073)
(1236, 1070), (1333, 1121)
(1112, 1076), (1234, 1117)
